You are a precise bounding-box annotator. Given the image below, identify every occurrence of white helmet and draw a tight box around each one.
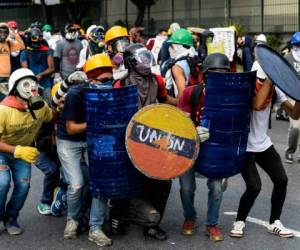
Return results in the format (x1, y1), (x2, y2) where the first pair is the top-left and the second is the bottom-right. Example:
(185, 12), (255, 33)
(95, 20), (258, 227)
(86, 25), (97, 37)
(8, 68), (37, 94)
(256, 34), (267, 44)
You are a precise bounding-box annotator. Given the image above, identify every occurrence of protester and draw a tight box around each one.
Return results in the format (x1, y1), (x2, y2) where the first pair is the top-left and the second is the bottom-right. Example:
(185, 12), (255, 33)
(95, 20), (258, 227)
(230, 60), (300, 238)
(284, 31), (300, 163)
(111, 43), (177, 240)
(0, 68), (53, 235)
(160, 22), (180, 64)
(178, 53), (230, 242)
(20, 27), (54, 104)
(76, 25), (105, 69)
(55, 70), (90, 239)
(53, 24), (82, 83)
(0, 22), (25, 100)
(104, 25), (130, 80)
(129, 26), (145, 44)
(163, 28), (197, 101)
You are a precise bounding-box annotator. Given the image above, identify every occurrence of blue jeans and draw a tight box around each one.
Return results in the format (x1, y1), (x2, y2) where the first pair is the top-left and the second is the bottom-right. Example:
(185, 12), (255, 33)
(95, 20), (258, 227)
(35, 152), (60, 205)
(179, 168), (224, 226)
(56, 138), (89, 221)
(0, 152), (31, 221)
(89, 197), (108, 231)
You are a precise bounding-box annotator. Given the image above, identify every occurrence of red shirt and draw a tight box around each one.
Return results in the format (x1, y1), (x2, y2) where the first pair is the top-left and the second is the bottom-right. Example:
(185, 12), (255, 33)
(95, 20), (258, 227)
(178, 85), (205, 125)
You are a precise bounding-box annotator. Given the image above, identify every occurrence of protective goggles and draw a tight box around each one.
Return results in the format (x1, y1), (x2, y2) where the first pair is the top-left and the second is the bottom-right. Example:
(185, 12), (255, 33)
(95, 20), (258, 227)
(113, 38), (130, 53)
(133, 48), (155, 67)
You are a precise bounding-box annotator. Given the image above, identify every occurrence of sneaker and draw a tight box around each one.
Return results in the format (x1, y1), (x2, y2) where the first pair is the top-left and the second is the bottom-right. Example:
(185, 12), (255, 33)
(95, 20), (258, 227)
(229, 221), (245, 238)
(111, 217), (127, 235)
(51, 187), (67, 217)
(4, 218), (24, 235)
(206, 225), (223, 242)
(64, 218), (78, 239)
(182, 219), (196, 236)
(37, 203), (51, 215)
(285, 153), (293, 164)
(267, 220), (294, 238)
(144, 226), (168, 241)
(88, 229), (112, 247)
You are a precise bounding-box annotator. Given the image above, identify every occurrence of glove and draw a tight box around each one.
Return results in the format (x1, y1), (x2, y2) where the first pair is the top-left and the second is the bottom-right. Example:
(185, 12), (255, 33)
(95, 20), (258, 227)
(14, 145), (40, 164)
(196, 126), (210, 143)
(53, 73), (63, 84)
(66, 71), (87, 85)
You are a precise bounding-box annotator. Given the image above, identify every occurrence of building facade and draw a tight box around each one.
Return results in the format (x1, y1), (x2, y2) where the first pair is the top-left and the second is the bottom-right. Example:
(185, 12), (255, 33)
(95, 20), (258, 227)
(101, 0), (299, 33)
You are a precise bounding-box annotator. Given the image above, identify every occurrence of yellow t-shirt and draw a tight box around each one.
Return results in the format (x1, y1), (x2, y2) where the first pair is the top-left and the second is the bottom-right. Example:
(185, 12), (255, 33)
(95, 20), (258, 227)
(0, 102), (52, 146)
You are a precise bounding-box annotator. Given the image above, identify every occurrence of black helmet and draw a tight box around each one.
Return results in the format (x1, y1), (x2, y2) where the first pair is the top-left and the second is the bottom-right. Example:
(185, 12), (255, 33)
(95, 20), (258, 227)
(123, 43), (154, 69)
(202, 53), (230, 73)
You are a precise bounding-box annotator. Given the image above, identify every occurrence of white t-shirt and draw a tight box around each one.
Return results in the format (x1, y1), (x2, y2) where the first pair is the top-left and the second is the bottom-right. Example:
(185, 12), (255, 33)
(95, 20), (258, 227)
(247, 62), (288, 152)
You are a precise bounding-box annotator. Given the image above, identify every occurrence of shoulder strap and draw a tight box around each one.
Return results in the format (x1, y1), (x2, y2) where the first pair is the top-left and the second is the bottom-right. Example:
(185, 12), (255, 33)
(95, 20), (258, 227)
(189, 84), (204, 125)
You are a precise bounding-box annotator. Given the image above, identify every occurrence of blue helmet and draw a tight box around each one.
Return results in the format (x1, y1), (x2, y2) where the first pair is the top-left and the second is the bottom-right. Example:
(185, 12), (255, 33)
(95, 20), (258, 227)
(291, 32), (300, 45)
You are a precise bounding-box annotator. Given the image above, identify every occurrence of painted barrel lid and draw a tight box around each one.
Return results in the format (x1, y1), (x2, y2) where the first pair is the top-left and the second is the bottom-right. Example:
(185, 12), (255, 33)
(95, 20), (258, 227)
(126, 104), (200, 180)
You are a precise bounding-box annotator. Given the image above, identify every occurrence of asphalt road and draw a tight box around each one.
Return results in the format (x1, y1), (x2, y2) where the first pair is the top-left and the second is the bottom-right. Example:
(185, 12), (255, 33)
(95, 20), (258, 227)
(1, 114), (300, 250)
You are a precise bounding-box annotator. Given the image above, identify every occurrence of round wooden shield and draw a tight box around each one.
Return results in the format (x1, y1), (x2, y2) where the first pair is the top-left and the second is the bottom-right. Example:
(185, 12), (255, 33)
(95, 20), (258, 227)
(125, 104), (200, 180)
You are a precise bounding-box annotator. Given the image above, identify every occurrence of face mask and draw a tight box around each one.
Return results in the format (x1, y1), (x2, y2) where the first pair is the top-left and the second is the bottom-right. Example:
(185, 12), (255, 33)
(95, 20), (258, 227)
(169, 44), (188, 59)
(292, 46), (300, 63)
(43, 31), (51, 40)
(65, 31), (78, 41)
(0, 28), (9, 42)
(16, 78), (44, 110)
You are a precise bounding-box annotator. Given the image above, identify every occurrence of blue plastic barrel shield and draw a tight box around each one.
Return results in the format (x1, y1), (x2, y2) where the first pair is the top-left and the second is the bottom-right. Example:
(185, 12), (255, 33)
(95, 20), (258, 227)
(195, 71), (256, 178)
(84, 85), (145, 199)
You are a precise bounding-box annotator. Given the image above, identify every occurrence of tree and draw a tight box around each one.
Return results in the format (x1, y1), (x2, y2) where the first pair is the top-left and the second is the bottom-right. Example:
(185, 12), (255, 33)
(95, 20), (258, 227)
(130, 0), (158, 26)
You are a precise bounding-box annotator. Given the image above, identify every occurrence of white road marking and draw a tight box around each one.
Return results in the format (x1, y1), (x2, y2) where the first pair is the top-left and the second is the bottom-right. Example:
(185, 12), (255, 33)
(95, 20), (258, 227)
(224, 211), (300, 238)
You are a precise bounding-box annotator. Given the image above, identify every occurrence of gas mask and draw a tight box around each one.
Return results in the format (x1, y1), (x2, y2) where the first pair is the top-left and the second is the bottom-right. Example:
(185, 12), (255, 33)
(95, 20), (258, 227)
(65, 29), (78, 41)
(0, 26), (9, 42)
(16, 77), (44, 110)
(292, 45), (300, 63)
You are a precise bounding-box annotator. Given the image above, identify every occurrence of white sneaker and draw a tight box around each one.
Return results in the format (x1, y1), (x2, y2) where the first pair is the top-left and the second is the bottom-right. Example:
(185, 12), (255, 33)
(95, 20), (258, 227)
(267, 220), (294, 238)
(229, 221), (245, 238)
(64, 218), (78, 239)
(88, 229), (112, 247)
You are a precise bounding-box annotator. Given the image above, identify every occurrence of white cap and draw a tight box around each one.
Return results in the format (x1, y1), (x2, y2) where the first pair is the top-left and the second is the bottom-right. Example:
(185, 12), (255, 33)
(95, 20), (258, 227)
(256, 34), (267, 44)
(251, 61), (267, 79)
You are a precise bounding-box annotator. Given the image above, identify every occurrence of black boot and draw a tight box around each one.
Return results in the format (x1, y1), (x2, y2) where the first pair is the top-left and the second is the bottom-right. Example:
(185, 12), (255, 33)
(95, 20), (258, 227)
(144, 226), (168, 241)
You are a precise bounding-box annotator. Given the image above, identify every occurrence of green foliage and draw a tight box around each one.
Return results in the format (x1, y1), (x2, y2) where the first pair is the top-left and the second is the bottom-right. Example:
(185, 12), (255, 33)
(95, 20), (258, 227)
(267, 34), (282, 51)
(81, 17), (92, 31)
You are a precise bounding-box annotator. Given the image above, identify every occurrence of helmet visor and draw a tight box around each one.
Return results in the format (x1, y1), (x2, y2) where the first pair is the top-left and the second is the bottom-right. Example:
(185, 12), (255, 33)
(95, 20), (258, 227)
(134, 48), (155, 67)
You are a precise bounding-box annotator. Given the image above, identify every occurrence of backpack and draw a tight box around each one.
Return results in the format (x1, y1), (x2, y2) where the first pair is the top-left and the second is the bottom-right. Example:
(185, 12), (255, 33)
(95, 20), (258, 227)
(189, 84), (204, 126)
(161, 55), (203, 97)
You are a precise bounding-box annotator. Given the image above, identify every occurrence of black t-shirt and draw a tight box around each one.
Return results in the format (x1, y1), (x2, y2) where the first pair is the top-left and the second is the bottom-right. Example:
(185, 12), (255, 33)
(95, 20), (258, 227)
(57, 85), (86, 142)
